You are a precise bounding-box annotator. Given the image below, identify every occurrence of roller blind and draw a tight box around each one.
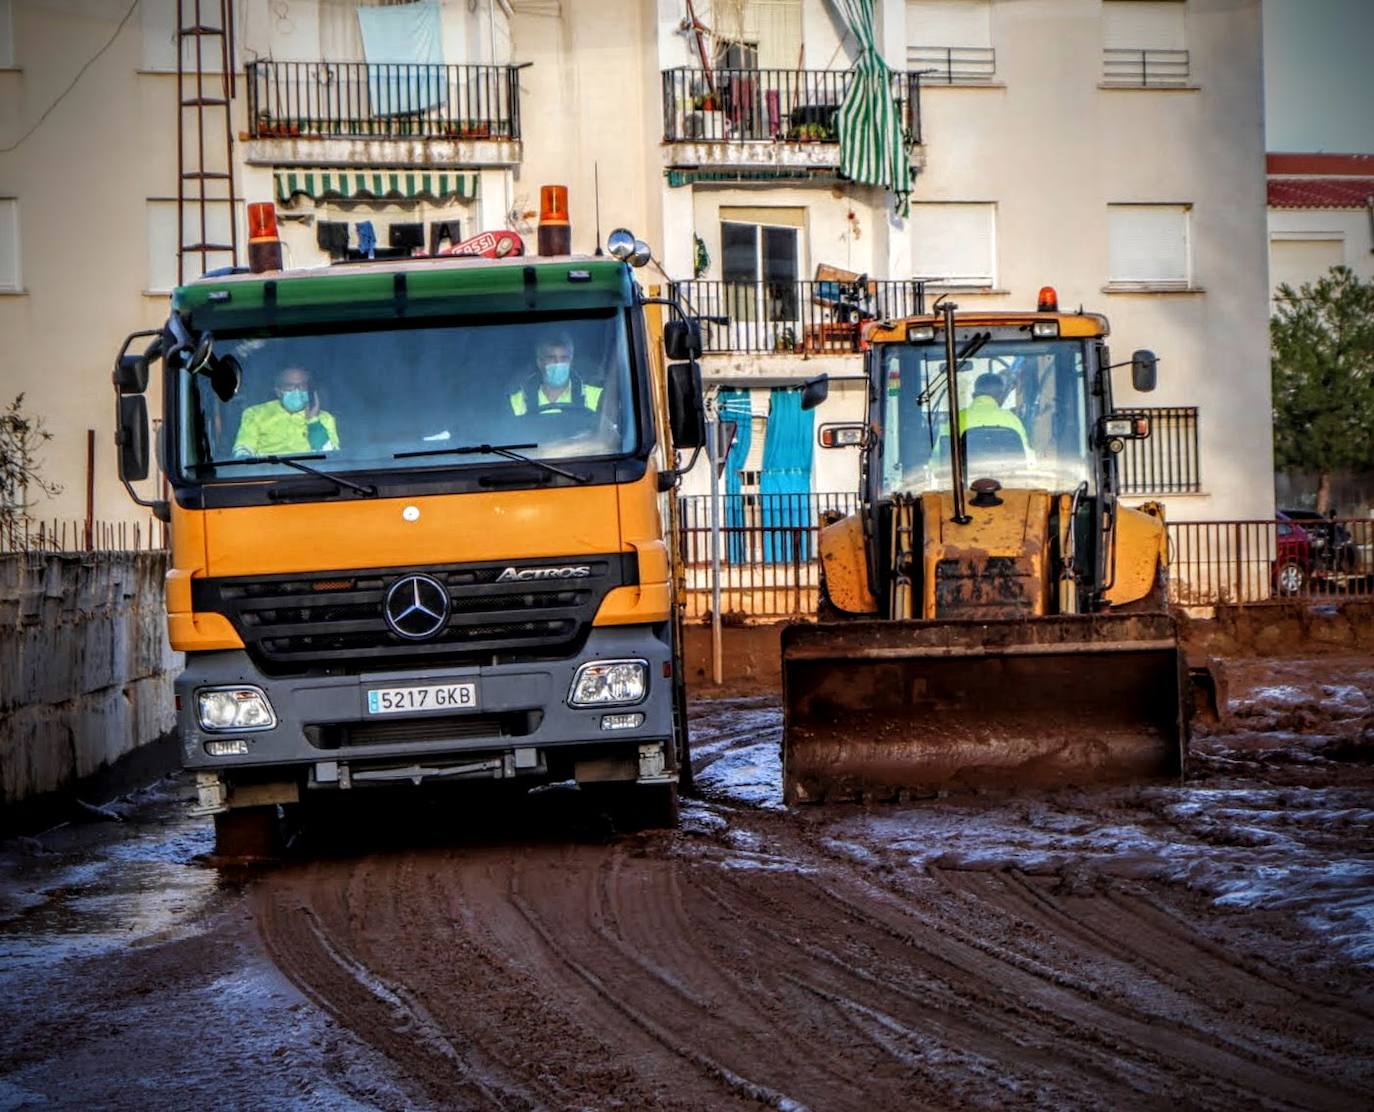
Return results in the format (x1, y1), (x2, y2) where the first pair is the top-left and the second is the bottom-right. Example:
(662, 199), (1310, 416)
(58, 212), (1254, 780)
(906, 0), (991, 47)
(719, 206), (806, 228)
(1270, 238), (1344, 296)
(0, 199), (18, 292)
(0, 0), (13, 67)
(1108, 204), (1190, 285)
(1103, 1), (1185, 50)
(909, 202), (995, 286)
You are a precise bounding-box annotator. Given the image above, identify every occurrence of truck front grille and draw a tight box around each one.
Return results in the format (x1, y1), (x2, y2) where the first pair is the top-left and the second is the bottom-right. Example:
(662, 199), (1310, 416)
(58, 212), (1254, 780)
(192, 554), (636, 674)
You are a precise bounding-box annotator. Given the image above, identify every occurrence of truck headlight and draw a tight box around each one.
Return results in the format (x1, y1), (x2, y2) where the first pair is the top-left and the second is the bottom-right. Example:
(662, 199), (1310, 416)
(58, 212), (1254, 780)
(197, 687), (277, 731)
(568, 660), (648, 707)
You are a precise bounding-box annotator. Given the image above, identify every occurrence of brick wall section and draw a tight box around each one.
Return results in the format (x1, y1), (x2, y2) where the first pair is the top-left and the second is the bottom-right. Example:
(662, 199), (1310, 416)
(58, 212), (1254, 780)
(0, 553), (180, 807)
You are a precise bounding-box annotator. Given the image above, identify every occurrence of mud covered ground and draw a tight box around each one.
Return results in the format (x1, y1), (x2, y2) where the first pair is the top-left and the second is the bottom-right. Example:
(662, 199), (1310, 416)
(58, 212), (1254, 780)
(2, 656), (1374, 1110)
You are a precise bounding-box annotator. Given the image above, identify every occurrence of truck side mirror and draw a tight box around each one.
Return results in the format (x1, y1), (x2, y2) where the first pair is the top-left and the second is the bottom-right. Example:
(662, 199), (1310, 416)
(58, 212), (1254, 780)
(667, 360), (706, 449)
(113, 354), (149, 395)
(116, 395), (150, 482)
(800, 373), (829, 411)
(663, 319), (702, 361)
(1131, 350), (1158, 392)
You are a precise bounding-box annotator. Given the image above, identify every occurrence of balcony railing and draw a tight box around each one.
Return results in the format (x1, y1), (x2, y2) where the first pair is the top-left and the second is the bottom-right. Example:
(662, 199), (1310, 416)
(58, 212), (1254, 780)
(1117, 406), (1200, 495)
(1102, 49), (1190, 88)
(907, 46), (996, 84)
(662, 68), (922, 146)
(672, 279), (927, 354)
(245, 61), (522, 140)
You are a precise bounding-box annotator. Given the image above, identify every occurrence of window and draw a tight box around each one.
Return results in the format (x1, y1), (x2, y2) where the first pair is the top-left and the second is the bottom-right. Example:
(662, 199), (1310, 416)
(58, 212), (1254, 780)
(908, 202), (995, 287)
(1107, 204), (1191, 288)
(0, 0), (14, 67)
(712, 0), (801, 71)
(720, 207), (804, 344)
(1117, 406), (1201, 494)
(0, 199), (20, 292)
(1103, 1), (1188, 86)
(1270, 236), (1344, 302)
(147, 199), (240, 292)
(906, 0), (995, 83)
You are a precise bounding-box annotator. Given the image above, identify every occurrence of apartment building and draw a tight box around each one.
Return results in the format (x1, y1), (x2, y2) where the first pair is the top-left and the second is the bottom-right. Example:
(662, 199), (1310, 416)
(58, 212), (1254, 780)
(0, 0), (1272, 530)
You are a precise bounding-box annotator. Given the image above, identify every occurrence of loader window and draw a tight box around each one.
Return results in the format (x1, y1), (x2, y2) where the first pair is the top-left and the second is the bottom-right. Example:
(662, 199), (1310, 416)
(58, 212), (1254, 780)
(877, 338), (1091, 495)
(175, 309), (640, 482)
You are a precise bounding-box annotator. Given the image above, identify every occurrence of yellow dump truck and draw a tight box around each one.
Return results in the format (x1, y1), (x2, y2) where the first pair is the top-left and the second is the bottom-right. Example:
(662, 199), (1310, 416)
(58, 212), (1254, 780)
(113, 207), (706, 851)
(783, 293), (1188, 803)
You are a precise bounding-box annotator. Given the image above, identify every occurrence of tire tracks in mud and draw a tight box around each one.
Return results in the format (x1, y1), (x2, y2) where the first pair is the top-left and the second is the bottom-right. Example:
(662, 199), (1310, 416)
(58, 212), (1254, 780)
(248, 799), (1372, 1111)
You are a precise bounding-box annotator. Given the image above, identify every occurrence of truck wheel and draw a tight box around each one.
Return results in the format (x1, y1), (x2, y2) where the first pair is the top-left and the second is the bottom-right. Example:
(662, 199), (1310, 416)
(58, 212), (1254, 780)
(584, 782), (679, 833)
(213, 806), (280, 860)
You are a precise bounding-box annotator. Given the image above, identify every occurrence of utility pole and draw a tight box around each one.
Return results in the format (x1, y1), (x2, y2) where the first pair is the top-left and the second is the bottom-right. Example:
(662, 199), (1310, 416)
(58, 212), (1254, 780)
(705, 391), (723, 685)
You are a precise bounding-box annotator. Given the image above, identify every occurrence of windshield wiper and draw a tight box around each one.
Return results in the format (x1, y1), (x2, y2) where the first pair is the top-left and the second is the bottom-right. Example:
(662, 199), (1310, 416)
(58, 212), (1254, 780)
(392, 442), (590, 483)
(915, 332), (991, 408)
(199, 453), (378, 497)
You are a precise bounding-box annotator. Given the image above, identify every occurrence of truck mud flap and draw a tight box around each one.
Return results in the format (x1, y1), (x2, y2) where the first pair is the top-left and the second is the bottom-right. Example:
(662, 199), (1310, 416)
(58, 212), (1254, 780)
(781, 613), (1187, 804)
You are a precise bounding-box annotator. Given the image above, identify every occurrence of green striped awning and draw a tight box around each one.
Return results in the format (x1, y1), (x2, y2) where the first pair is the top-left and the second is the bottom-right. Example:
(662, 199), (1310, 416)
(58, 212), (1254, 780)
(274, 168), (479, 205)
(828, 0), (912, 216)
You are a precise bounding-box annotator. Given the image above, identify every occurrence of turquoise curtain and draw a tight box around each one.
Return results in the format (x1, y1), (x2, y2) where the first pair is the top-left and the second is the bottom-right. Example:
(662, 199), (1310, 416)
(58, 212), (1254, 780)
(760, 388), (815, 563)
(827, 0), (913, 216)
(717, 389), (753, 564)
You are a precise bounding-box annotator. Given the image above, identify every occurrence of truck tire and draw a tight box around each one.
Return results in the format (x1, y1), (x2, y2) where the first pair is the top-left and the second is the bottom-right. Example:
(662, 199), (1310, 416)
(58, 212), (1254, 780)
(213, 805), (280, 860)
(584, 782), (679, 833)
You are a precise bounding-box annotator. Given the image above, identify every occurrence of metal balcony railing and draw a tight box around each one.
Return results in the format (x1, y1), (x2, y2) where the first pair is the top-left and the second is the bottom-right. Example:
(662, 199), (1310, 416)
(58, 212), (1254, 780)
(906, 46), (996, 84)
(1117, 406), (1201, 495)
(661, 68), (923, 146)
(245, 61), (522, 140)
(1102, 49), (1190, 87)
(672, 279), (927, 355)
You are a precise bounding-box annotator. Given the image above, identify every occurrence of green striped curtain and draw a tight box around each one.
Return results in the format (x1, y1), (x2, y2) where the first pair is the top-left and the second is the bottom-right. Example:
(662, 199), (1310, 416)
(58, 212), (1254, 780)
(828, 0), (912, 216)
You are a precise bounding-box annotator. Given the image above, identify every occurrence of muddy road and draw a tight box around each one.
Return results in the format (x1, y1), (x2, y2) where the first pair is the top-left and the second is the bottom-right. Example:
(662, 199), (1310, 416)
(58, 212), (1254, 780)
(4, 656), (1374, 1109)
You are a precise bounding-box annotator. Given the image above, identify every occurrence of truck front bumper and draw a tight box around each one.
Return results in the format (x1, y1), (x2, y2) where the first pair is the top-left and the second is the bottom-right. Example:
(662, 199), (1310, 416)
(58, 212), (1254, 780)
(175, 625), (677, 790)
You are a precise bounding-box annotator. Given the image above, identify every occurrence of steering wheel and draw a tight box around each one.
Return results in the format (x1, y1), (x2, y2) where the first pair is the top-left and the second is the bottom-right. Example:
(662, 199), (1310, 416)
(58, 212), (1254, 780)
(533, 403), (603, 439)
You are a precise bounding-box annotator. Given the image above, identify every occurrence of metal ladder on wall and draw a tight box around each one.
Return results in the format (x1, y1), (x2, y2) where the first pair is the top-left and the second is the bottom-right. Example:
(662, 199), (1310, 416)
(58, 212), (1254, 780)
(176, 0), (239, 283)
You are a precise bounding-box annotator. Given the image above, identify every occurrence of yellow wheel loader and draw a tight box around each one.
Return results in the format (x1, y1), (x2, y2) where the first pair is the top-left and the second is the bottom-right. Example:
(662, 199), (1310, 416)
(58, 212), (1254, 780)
(783, 293), (1188, 803)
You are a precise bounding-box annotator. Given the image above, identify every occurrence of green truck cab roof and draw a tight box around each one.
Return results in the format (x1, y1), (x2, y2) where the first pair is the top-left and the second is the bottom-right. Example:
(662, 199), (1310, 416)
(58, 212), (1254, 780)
(172, 254), (635, 332)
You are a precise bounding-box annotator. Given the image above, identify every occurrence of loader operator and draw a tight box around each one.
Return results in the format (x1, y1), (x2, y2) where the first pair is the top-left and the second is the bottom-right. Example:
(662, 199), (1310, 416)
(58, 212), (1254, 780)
(509, 332), (603, 417)
(959, 372), (1029, 449)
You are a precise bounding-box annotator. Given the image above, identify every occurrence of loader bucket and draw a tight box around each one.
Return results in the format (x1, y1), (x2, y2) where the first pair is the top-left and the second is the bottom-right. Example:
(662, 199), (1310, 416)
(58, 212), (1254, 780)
(781, 613), (1186, 804)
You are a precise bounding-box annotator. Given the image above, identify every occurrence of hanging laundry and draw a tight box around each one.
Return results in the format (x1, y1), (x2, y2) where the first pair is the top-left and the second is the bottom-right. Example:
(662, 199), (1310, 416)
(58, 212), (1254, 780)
(356, 0), (446, 117)
(356, 220), (377, 259)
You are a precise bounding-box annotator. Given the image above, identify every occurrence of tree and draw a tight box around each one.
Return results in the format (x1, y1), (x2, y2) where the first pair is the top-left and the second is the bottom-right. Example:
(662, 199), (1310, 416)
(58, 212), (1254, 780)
(0, 393), (61, 536)
(1271, 266), (1374, 513)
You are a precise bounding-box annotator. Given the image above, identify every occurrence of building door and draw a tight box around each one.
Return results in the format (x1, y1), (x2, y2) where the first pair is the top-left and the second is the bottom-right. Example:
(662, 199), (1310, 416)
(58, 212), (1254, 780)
(721, 212), (802, 351)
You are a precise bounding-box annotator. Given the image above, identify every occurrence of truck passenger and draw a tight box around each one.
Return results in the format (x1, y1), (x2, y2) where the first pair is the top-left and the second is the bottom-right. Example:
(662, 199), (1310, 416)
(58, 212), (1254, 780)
(233, 366), (340, 458)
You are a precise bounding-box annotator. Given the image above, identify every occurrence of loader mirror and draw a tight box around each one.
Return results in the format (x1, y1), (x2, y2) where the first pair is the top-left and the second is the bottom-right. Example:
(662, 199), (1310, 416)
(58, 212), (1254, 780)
(1131, 349), (1158, 392)
(663, 319), (702, 361)
(800, 374), (829, 411)
(667, 360), (706, 449)
(116, 394), (151, 482)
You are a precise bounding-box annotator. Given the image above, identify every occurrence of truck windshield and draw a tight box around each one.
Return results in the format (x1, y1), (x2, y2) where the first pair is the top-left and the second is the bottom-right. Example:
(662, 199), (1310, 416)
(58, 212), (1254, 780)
(176, 310), (639, 481)
(877, 338), (1091, 496)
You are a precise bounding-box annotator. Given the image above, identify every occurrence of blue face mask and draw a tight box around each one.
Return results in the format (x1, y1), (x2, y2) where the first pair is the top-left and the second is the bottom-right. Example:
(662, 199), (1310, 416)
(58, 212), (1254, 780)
(542, 362), (571, 388)
(280, 389), (309, 413)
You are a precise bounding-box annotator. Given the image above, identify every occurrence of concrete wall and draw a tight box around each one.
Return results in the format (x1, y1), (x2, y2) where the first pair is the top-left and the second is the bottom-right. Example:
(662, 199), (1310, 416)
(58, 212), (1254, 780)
(0, 553), (179, 808)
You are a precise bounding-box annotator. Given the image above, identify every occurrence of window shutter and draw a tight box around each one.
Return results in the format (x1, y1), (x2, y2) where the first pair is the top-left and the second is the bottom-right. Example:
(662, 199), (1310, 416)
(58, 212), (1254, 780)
(0, 0), (13, 67)
(1103, 1), (1185, 50)
(1270, 238), (1344, 296)
(0, 199), (19, 291)
(906, 0), (992, 48)
(909, 202), (995, 285)
(1108, 204), (1189, 285)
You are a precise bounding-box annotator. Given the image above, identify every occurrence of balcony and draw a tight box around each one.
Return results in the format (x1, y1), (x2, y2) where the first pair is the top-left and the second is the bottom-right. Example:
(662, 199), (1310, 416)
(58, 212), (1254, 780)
(242, 61), (522, 168)
(672, 278), (927, 357)
(661, 67), (923, 178)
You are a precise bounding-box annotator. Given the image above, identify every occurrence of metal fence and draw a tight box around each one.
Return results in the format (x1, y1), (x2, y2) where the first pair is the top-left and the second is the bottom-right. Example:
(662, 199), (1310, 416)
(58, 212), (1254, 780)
(679, 493), (857, 619)
(907, 46), (997, 84)
(246, 61), (522, 140)
(672, 279), (927, 355)
(662, 67), (923, 146)
(677, 499), (1374, 618)
(1118, 407), (1200, 495)
(0, 517), (169, 554)
(1102, 49), (1190, 88)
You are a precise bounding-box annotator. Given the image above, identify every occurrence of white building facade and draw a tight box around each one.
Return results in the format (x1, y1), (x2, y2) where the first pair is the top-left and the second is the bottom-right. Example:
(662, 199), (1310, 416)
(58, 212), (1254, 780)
(0, 0), (1273, 530)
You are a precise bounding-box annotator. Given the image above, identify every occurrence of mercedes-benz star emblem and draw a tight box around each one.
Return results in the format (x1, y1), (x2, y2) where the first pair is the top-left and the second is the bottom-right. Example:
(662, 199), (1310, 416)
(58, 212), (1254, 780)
(383, 574), (450, 641)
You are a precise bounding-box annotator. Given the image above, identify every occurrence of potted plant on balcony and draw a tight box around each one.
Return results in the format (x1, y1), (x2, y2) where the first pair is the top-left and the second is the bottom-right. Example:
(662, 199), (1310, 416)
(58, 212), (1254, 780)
(773, 325), (799, 353)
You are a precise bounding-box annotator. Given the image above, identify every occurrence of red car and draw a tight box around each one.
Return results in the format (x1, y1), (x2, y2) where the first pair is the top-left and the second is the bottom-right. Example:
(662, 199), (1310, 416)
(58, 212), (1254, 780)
(1273, 512), (1313, 595)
